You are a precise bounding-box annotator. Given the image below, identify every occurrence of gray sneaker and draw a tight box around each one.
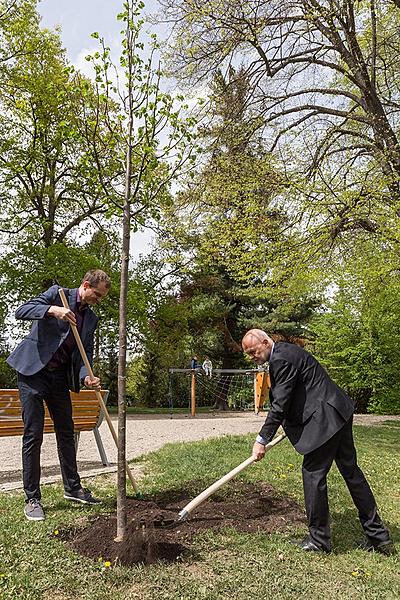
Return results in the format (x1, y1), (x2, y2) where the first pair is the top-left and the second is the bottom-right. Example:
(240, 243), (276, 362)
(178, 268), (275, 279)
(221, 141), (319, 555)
(63, 487), (101, 505)
(24, 498), (45, 521)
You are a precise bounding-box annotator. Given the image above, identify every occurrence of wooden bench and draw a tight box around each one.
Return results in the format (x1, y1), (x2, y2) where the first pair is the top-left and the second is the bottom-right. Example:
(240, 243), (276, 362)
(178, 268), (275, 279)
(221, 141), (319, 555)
(0, 389), (110, 466)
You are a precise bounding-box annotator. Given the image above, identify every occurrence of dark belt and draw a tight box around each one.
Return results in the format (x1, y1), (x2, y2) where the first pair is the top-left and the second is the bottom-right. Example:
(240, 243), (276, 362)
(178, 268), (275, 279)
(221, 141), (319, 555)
(44, 363), (69, 372)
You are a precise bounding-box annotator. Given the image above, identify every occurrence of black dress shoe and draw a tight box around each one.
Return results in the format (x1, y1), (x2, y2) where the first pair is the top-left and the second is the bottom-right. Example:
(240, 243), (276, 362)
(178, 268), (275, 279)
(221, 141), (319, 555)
(290, 536), (330, 553)
(358, 537), (396, 556)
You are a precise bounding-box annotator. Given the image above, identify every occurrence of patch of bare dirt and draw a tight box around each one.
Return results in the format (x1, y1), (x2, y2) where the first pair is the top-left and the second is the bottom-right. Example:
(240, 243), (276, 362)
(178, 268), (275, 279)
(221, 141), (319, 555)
(63, 481), (305, 567)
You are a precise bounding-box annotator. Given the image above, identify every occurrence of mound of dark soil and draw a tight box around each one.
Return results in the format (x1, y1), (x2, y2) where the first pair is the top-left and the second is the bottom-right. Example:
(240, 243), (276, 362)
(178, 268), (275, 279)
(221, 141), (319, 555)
(63, 481), (305, 567)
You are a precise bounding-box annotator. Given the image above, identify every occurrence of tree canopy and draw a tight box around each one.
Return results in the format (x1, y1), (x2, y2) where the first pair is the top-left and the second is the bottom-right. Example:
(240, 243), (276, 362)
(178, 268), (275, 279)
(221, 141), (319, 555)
(1, 0), (400, 415)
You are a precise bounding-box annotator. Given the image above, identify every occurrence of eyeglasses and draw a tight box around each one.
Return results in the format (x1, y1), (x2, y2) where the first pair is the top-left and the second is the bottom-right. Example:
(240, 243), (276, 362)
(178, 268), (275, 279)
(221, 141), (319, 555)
(89, 285), (107, 299)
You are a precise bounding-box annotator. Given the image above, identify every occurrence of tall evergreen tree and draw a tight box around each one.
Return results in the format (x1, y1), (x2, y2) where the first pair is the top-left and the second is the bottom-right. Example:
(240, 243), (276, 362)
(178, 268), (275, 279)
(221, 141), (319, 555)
(134, 68), (320, 409)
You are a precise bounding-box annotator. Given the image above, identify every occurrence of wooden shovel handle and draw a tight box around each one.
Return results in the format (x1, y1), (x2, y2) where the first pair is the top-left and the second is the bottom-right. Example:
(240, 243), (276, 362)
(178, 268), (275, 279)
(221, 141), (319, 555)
(178, 432), (286, 520)
(58, 288), (139, 493)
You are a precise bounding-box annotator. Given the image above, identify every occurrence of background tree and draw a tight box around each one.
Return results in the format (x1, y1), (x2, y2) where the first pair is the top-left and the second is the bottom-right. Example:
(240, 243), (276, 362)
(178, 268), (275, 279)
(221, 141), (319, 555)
(151, 0), (400, 416)
(129, 67), (320, 410)
(311, 239), (400, 414)
(0, 0), (122, 299)
(0, 0), (39, 71)
(157, 0), (400, 255)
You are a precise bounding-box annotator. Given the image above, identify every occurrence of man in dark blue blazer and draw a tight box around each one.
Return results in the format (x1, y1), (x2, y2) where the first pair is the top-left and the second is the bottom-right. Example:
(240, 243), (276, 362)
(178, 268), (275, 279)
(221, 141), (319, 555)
(242, 328), (394, 555)
(7, 269), (110, 521)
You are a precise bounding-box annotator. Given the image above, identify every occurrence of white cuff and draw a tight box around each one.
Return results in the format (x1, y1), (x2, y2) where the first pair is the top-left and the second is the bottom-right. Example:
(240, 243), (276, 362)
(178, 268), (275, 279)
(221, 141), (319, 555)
(256, 434), (267, 446)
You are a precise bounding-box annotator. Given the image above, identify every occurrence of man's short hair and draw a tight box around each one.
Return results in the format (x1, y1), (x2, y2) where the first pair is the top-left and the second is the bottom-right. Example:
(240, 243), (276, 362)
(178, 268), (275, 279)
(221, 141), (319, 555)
(82, 269), (111, 289)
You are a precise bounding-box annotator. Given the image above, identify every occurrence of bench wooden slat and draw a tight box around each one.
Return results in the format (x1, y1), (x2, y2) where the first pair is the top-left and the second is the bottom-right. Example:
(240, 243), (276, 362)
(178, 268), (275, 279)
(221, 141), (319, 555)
(0, 389), (107, 436)
(0, 408), (23, 416)
(0, 428), (25, 437)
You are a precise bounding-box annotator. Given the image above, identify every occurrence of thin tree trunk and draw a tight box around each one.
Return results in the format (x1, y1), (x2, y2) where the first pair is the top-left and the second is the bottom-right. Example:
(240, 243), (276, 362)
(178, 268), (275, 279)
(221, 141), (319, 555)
(116, 14), (134, 543)
(116, 176), (130, 541)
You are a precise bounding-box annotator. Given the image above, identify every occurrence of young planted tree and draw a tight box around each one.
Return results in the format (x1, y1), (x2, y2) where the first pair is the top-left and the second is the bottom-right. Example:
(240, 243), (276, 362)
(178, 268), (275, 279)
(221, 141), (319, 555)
(89, 0), (198, 540)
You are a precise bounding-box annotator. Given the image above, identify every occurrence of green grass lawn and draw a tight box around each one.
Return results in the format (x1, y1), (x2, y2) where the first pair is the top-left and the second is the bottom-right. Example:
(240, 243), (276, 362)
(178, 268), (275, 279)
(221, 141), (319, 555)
(0, 424), (399, 600)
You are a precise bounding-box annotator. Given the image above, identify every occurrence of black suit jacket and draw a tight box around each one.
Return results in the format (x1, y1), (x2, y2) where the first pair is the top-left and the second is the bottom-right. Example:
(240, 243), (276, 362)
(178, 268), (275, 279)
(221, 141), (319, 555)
(7, 286), (98, 393)
(259, 342), (354, 454)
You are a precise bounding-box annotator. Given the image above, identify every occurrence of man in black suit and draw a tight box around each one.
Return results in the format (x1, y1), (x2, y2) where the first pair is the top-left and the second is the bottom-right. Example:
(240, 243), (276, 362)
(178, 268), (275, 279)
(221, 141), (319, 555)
(7, 269), (110, 521)
(242, 328), (394, 555)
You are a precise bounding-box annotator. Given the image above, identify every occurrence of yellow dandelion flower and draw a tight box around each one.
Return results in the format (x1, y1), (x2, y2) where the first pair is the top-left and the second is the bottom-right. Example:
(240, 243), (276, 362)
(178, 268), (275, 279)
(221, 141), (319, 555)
(53, 529), (59, 536)
(104, 561), (111, 568)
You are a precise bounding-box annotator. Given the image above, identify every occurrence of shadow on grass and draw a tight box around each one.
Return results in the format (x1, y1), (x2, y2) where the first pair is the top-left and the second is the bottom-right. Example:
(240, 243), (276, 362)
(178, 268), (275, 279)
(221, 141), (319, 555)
(48, 495), (116, 515)
(331, 508), (399, 553)
(0, 460), (117, 485)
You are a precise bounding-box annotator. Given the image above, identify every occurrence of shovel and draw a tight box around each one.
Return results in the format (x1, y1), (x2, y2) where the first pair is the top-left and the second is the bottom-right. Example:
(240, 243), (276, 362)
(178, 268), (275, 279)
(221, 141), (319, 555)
(177, 432), (286, 523)
(58, 287), (140, 495)
(151, 432), (286, 529)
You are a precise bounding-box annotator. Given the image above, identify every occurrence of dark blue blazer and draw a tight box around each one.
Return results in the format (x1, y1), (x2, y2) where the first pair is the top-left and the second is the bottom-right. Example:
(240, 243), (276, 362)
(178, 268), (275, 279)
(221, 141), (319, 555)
(7, 286), (98, 392)
(260, 342), (355, 454)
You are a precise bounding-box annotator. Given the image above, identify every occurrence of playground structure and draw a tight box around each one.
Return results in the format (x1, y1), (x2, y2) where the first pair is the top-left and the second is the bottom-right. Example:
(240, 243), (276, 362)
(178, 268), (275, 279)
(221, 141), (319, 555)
(168, 368), (270, 416)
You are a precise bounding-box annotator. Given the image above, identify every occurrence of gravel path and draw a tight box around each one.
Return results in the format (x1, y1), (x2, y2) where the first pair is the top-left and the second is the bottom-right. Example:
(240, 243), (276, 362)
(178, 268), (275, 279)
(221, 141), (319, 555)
(1, 412), (398, 492)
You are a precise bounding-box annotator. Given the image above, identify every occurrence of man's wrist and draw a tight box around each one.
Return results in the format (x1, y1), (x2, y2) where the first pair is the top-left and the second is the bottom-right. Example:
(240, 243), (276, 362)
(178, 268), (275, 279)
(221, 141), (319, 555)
(256, 434), (268, 446)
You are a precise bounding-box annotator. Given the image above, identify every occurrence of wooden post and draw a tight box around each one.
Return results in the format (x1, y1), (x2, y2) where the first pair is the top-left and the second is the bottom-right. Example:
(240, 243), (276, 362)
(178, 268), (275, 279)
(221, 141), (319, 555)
(254, 372), (258, 414)
(254, 371), (270, 414)
(191, 370), (196, 417)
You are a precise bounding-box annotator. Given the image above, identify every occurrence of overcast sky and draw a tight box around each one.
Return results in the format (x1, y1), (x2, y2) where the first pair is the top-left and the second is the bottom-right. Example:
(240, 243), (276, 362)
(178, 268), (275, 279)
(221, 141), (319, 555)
(38, 0), (163, 64)
(37, 0), (165, 261)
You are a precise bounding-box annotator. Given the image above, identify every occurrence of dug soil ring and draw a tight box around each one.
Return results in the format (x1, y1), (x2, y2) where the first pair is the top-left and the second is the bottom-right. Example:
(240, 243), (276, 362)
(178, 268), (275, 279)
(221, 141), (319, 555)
(63, 481), (305, 567)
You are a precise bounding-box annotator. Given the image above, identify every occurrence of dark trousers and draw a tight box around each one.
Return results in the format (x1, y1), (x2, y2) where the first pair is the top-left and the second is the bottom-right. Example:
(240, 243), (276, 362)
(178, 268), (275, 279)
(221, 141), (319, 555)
(302, 416), (390, 551)
(18, 367), (81, 501)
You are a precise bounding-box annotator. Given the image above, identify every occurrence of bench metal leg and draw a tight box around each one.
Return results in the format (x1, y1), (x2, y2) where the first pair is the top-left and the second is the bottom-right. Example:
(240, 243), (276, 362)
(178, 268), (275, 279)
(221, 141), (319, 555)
(74, 431), (80, 453)
(93, 426), (110, 466)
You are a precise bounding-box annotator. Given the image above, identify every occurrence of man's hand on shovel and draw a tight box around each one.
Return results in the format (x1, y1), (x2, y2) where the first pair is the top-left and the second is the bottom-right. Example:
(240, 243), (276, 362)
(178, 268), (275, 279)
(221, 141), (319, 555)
(47, 305), (76, 325)
(84, 375), (101, 390)
(252, 441), (267, 461)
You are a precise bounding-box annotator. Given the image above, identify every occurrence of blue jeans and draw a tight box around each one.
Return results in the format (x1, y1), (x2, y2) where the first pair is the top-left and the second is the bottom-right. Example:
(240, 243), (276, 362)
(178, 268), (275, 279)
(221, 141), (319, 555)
(18, 366), (81, 501)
